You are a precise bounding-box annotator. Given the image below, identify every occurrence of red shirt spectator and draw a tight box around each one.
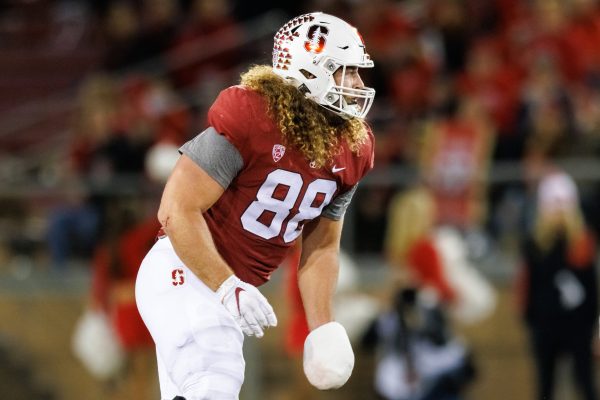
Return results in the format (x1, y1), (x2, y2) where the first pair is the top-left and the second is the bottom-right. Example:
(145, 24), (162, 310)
(407, 237), (456, 303)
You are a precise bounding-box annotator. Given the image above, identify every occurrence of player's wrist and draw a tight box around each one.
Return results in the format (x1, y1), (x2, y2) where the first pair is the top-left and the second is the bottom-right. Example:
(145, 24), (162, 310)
(307, 317), (335, 332)
(215, 274), (240, 300)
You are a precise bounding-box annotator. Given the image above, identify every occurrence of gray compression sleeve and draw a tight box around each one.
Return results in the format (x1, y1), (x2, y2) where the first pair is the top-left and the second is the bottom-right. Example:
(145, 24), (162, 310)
(321, 185), (357, 221)
(179, 127), (243, 189)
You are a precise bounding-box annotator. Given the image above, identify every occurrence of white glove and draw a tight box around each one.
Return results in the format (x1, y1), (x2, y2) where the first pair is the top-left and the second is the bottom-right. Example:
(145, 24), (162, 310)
(303, 321), (354, 390)
(216, 275), (277, 338)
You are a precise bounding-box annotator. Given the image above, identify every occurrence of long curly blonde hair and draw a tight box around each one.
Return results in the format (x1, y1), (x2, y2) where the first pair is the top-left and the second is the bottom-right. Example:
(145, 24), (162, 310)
(240, 65), (368, 168)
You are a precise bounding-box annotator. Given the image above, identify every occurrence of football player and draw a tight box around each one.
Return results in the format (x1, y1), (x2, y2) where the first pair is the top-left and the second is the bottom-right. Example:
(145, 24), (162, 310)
(135, 12), (376, 399)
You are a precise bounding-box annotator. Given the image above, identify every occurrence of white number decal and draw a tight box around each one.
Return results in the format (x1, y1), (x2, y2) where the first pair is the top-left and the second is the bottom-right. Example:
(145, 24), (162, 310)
(241, 170), (303, 240)
(283, 179), (336, 242)
(240, 169), (337, 242)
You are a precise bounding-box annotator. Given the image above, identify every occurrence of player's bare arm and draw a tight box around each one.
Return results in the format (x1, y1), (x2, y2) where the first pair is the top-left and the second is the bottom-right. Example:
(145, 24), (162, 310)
(298, 216), (344, 330)
(298, 216), (356, 390)
(158, 154), (233, 291)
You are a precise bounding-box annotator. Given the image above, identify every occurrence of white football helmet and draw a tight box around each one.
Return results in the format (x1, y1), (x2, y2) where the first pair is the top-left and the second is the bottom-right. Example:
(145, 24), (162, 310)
(273, 12), (375, 119)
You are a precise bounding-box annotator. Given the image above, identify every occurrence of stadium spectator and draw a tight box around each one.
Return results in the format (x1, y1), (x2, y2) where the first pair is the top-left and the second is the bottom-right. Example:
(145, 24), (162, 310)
(362, 287), (476, 400)
(384, 186), (496, 324)
(516, 171), (598, 400)
(46, 74), (119, 270)
(418, 95), (494, 230)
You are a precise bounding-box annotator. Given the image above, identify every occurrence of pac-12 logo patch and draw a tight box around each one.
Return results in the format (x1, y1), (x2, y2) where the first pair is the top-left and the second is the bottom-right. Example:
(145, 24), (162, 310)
(171, 268), (185, 286)
(272, 144), (286, 162)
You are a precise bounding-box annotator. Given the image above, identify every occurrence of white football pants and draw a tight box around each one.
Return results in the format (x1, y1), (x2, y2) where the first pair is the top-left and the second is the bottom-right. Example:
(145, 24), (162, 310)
(136, 236), (245, 400)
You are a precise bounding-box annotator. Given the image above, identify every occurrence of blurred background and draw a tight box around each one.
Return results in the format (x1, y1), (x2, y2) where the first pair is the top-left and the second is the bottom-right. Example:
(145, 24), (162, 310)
(2, 0), (600, 399)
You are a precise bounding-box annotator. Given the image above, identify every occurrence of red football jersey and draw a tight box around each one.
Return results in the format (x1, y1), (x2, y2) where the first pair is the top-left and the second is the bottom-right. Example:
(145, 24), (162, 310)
(204, 85), (374, 286)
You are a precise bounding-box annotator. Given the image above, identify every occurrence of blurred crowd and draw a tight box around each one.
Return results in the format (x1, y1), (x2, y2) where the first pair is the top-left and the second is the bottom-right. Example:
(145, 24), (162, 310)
(9, 0), (600, 266)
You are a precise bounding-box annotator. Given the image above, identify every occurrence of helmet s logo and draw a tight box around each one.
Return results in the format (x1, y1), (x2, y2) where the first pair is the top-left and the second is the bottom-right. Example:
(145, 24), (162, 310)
(304, 25), (329, 54)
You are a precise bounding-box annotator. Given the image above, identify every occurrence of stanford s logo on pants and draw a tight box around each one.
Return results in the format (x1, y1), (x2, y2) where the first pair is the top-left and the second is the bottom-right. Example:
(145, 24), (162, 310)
(171, 268), (185, 286)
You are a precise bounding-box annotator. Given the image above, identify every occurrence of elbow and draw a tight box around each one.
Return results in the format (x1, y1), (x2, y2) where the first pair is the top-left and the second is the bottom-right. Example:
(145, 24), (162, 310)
(157, 201), (172, 232)
(158, 200), (205, 235)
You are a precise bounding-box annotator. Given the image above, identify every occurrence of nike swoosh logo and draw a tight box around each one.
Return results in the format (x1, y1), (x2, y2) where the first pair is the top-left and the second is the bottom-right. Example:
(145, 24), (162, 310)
(332, 166), (346, 173)
(234, 287), (245, 314)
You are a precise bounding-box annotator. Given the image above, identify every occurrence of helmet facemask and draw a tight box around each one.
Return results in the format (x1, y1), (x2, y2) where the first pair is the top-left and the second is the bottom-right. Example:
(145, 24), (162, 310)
(318, 60), (375, 119)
